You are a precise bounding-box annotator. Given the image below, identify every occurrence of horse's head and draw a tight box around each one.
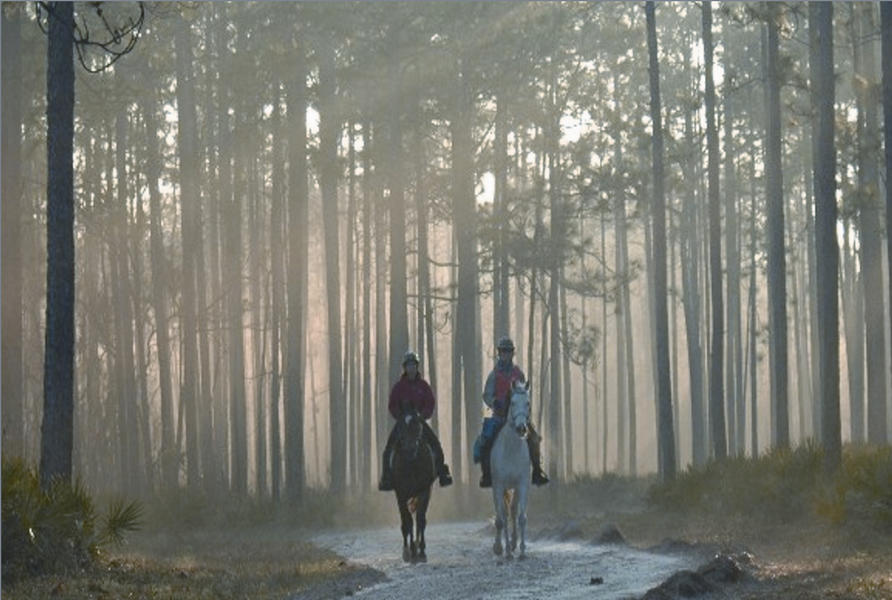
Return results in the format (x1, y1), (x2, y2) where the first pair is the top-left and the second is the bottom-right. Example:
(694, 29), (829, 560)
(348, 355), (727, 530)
(396, 409), (425, 460)
(508, 380), (531, 438)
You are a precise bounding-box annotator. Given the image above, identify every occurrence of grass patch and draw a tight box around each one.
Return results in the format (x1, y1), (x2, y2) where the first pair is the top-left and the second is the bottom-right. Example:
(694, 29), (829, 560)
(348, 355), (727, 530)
(647, 442), (892, 530)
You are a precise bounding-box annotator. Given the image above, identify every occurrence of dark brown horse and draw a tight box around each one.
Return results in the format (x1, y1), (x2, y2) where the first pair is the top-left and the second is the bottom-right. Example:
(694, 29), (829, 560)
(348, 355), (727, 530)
(391, 410), (436, 562)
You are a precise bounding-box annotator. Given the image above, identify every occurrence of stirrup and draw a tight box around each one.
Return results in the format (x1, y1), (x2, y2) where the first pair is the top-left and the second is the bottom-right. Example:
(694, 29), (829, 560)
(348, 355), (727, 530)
(532, 469), (549, 486)
(438, 465), (453, 487)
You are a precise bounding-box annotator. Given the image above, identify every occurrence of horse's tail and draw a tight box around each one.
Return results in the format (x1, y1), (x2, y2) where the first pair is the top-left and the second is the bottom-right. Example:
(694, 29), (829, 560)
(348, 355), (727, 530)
(503, 489), (515, 518)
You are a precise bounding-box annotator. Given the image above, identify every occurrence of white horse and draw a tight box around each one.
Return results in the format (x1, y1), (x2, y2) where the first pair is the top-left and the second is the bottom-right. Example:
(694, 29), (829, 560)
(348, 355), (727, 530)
(490, 379), (532, 559)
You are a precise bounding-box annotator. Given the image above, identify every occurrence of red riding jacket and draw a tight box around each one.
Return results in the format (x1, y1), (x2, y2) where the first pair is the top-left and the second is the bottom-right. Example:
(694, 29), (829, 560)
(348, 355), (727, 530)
(486, 364), (525, 418)
(388, 374), (436, 420)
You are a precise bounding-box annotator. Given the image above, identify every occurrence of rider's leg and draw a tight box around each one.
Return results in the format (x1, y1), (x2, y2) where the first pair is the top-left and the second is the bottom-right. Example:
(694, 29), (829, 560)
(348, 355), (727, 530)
(526, 423), (550, 486)
(378, 424), (398, 491)
(479, 434), (494, 488)
(422, 421), (452, 486)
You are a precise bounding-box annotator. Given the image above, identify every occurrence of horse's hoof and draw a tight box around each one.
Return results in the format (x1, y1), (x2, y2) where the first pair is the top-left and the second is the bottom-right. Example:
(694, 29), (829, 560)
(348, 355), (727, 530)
(403, 548), (411, 562)
(416, 552), (427, 563)
(493, 543), (503, 556)
(518, 553), (526, 561)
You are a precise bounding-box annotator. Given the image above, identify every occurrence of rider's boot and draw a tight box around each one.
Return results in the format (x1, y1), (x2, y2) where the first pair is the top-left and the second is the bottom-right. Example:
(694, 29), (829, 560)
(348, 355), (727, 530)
(378, 428), (397, 491)
(479, 448), (493, 488)
(378, 458), (395, 491)
(378, 463), (394, 491)
(437, 463), (453, 487)
(423, 422), (453, 487)
(527, 424), (550, 486)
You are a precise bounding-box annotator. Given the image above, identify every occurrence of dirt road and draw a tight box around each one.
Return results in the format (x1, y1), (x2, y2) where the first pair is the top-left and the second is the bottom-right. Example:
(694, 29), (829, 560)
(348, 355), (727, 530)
(307, 520), (697, 599)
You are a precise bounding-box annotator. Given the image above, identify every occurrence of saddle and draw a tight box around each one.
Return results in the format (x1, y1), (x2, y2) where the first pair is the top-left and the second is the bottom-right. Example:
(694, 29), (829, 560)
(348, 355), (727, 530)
(473, 416), (506, 464)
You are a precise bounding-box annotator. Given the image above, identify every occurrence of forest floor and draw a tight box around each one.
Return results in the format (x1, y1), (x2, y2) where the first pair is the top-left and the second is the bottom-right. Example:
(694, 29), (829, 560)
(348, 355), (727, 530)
(2, 477), (890, 599)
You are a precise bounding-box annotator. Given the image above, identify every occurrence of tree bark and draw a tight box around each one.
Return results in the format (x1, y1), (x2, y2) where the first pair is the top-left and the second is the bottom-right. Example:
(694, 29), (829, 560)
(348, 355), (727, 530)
(703, 1), (727, 460)
(318, 35), (345, 493)
(40, 1), (75, 488)
(882, 1), (892, 437)
(2, 5), (24, 459)
(765, 3), (790, 449)
(645, 0), (676, 481)
(452, 54), (480, 482)
(809, 1), (841, 473)
(853, 2), (887, 446)
(174, 14), (203, 490)
(270, 81), (285, 500)
(285, 38), (308, 499)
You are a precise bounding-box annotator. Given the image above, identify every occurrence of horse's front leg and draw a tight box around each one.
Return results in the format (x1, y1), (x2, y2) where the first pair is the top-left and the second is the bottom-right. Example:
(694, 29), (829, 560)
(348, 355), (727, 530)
(510, 488), (519, 553)
(398, 496), (413, 562)
(491, 485), (504, 556)
(517, 483), (529, 559)
(415, 490), (430, 562)
(502, 490), (513, 559)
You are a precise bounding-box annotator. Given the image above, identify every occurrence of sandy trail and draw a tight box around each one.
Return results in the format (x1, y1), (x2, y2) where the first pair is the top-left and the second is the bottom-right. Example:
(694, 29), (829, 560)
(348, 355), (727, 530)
(310, 520), (697, 599)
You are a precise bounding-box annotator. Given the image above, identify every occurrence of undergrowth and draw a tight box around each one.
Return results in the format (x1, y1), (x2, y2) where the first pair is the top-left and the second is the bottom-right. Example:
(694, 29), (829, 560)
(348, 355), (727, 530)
(1, 457), (142, 585)
(647, 442), (892, 529)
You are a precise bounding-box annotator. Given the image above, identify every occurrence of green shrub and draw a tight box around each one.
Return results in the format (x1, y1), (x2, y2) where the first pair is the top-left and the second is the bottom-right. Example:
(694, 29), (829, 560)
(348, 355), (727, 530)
(647, 442), (891, 528)
(1, 457), (142, 584)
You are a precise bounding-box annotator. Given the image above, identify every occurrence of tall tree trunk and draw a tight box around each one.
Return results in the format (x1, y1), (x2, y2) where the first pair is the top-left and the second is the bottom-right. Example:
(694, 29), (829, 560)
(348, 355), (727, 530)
(747, 224), (759, 456)
(250, 142), (266, 497)
(560, 274), (573, 475)
(853, 2), (887, 446)
(747, 152), (760, 456)
(362, 120), (374, 489)
(547, 69), (562, 480)
(791, 209), (810, 441)
(601, 212), (609, 474)
(680, 42), (706, 466)
(345, 121), (359, 486)
(346, 121), (358, 487)
(175, 15), (203, 490)
(387, 41), (409, 386)
(614, 205), (628, 474)
(802, 131), (820, 441)
(883, 4), (892, 419)
(452, 233), (463, 480)
(114, 89), (140, 492)
(670, 202), (681, 464)
(723, 80), (744, 456)
(810, 1), (841, 473)
(207, 9), (227, 490)
(270, 82), (285, 500)
(223, 27), (248, 495)
(2, 6), (24, 459)
(612, 95), (638, 475)
(453, 55), (480, 482)
(40, 1), (75, 488)
(375, 123), (390, 478)
(318, 36), (345, 493)
(414, 112), (438, 433)
(842, 222), (865, 442)
(765, 3), (790, 449)
(881, 2), (892, 431)
(285, 39), (308, 499)
(645, 0), (676, 481)
(493, 91), (510, 340)
(703, 1), (726, 460)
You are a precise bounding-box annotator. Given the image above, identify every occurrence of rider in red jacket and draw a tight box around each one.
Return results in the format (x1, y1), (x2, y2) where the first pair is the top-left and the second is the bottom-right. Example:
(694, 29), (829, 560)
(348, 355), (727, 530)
(379, 351), (453, 491)
(478, 336), (549, 488)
